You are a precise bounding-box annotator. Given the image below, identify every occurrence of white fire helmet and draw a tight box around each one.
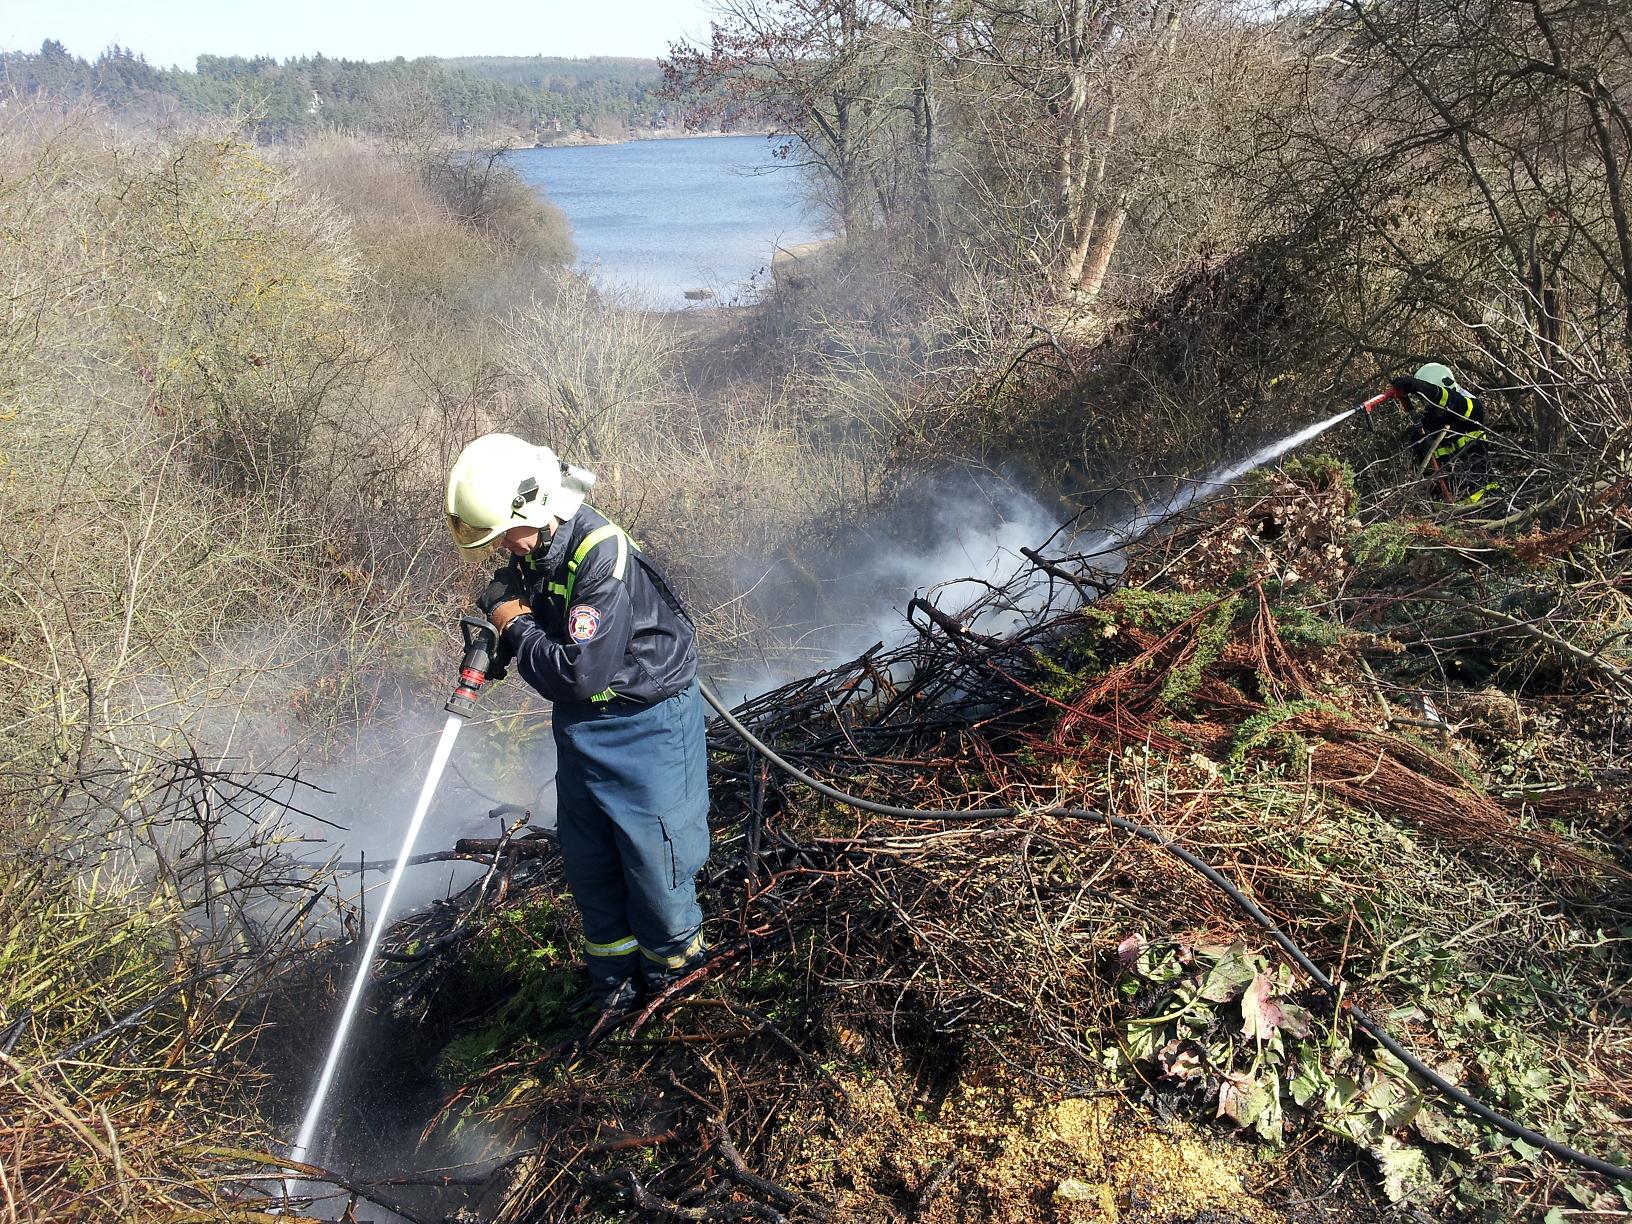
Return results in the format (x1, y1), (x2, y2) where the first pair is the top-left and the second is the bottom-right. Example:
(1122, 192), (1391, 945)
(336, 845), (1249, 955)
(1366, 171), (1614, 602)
(445, 433), (597, 550)
(1414, 361), (1465, 394)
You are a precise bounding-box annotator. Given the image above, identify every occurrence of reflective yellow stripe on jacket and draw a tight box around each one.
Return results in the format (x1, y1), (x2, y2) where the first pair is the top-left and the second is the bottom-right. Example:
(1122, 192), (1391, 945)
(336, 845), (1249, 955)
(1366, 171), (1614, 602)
(546, 523), (630, 603)
(1430, 385), (1486, 459)
(546, 523), (633, 703)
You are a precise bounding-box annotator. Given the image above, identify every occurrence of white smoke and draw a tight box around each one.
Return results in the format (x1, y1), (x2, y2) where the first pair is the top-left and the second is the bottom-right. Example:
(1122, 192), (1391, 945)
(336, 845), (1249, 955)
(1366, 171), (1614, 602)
(706, 478), (1059, 706)
(708, 412), (1360, 708)
(277, 699), (558, 920)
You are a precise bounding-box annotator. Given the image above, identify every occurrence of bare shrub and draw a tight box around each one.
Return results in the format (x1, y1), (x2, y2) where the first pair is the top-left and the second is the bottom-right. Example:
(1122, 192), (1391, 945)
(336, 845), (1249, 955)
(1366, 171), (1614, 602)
(421, 145), (575, 265)
(102, 132), (371, 496)
(498, 277), (677, 461)
(290, 133), (486, 299)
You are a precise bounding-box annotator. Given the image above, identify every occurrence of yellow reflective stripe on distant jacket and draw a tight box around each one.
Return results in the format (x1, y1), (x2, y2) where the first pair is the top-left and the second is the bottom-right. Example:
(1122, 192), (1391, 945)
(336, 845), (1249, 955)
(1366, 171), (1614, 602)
(1430, 386), (1484, 458)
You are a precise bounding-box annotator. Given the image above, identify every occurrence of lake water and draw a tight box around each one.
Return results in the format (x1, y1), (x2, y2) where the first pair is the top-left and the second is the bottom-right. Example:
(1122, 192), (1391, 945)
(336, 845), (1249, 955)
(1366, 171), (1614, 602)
(509, 135), (824, 309)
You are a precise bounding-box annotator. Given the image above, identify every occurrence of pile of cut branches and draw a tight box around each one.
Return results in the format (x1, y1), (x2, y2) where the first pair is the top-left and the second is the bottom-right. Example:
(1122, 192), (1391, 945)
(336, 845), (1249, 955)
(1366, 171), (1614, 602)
(333, 461), (1630, 1223)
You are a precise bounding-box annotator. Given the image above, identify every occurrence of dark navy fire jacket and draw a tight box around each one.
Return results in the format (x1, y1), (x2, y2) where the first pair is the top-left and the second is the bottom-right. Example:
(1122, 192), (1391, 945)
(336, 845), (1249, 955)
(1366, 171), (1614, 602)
(499, 506), (697, 708)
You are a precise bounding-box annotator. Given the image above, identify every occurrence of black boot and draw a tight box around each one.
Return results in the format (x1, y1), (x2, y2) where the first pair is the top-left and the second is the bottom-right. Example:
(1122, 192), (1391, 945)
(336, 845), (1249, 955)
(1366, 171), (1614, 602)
(641, 948), (710, 998)
(566, 973), (641, 1017)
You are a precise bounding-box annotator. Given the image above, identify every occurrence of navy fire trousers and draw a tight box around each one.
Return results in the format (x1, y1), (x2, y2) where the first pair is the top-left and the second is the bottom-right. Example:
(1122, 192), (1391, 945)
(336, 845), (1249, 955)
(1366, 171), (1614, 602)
(552, 683), (710, 988)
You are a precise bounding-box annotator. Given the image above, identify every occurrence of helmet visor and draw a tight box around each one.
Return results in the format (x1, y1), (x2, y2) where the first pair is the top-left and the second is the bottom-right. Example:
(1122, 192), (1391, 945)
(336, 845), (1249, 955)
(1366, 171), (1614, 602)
(446, 512), (501, 551)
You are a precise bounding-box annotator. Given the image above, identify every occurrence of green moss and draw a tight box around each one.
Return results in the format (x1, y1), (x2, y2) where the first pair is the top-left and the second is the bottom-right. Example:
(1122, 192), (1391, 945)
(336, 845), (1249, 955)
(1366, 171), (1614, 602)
(1109, 586), (1225, 634)
(1170, 595), (1239, 708)
(741, 963), (796, 998)
(1283, 452), (1355, 498)
(1348, 521), (1410, 575)
(1233, 452), (1353, 503)
(435, 958), (579, 1084)
(1031, 649), (1085, 702)
(1026, 621), (1112, 705)
(435, 894), (581, 1084)
(1273, 604), (1347, 647)
(1228, 699), (1325, 769)
(467, 894), (570, 983)
(1078, 590), (1244, 710)
(785, 800), (859, 839)
(437, 1028), (504, 1082)
(1115, 591), (1241, 709)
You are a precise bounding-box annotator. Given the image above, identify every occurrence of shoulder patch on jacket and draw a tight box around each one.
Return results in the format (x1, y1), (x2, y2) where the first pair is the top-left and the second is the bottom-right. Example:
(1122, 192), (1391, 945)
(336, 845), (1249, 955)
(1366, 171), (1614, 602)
(567, 604), (602, 642)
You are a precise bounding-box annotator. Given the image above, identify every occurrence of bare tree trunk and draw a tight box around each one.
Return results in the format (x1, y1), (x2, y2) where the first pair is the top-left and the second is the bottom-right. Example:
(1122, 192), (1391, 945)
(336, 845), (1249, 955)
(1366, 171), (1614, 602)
(1064, 102), (1118, 287)
(1053, 0), (1092, 287)
(1080, 194), (1128, 297)
(1160, 0), (1180, 55)
(914, 0), (939, 252)
(1062, 0), (1172, 290)
(834, 93), (858, 233)
(1528, 251), (1567, 454)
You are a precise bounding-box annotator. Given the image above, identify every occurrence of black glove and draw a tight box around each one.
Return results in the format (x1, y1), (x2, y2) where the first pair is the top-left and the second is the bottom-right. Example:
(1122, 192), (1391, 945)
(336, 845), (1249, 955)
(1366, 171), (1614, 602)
(1389, 375), (1417, 397)
(475, 565), (525, 682)
(488, 642), (512, 684)
(475, 563), (525, 618)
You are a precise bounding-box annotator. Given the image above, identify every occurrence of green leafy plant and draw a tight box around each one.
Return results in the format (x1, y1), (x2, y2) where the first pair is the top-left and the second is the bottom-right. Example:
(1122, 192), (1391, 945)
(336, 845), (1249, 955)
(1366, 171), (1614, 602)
(1109, 939), (1464, 1207)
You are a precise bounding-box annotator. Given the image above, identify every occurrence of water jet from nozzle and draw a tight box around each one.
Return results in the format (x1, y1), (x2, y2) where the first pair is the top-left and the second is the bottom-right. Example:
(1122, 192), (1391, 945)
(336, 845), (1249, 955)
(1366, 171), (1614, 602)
(1196, 407), (1356, 492)
(1111, 408), (1358, 540)
(286, 711), (464, 1178)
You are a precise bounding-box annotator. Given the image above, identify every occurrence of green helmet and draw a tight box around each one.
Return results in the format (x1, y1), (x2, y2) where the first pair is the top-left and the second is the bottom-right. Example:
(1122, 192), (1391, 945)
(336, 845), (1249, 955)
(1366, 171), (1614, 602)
(445, 433), (596, 550)
(1414, 361), (1463, 393)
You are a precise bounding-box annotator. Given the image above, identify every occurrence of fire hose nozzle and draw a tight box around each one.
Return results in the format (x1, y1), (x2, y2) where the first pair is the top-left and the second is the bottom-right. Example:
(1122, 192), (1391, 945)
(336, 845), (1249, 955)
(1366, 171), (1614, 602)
(1358, 387), (1402, 431)
(446, 614), (500, 717)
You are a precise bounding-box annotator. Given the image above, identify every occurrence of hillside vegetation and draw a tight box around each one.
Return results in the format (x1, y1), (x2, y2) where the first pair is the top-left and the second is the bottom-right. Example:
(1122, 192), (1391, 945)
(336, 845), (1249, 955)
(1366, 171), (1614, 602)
(0, 45), (724, 142)
(0, 0), (1628, 1218)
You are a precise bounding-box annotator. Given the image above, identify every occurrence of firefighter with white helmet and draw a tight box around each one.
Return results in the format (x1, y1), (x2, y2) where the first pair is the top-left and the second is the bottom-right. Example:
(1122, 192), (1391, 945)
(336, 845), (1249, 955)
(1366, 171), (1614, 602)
(446, 433), (710, 1013)
(1388, 362), (1499, 505)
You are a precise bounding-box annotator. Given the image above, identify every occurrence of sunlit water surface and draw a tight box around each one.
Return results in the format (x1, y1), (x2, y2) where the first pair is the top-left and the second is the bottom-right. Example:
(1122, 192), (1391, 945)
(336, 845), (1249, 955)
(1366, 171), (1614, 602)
(510, 135), (824, 308)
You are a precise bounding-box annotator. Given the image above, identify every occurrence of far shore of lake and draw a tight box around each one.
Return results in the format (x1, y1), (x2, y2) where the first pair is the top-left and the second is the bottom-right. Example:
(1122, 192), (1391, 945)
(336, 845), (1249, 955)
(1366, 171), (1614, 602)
(531, 127), (778, 149)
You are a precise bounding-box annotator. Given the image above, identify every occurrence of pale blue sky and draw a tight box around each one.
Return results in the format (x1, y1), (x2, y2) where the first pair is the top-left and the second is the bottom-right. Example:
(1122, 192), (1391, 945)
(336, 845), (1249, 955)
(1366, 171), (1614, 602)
(0, 0), (719, 68)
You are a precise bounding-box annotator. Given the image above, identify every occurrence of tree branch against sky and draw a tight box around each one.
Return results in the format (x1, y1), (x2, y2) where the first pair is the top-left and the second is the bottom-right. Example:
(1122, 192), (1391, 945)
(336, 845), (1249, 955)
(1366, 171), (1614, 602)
(0, 0), (717, 67)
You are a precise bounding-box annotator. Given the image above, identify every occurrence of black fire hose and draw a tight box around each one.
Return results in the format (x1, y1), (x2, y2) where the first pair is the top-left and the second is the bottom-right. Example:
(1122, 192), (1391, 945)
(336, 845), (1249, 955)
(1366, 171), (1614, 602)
(697, 679), (1632, 1185)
